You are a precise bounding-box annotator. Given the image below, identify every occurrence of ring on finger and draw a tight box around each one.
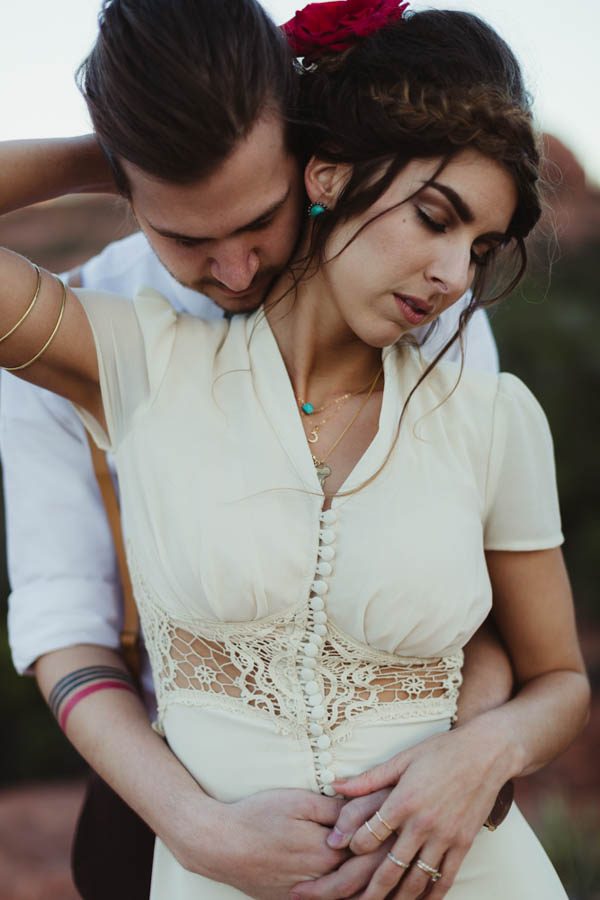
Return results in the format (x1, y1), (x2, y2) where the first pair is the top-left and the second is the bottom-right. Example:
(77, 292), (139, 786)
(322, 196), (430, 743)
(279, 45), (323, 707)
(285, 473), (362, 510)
(375, 810), (395, 833)
(365, 819), (388, 843)
(415, 858), (442, 882)
(387, 851), (410, 870)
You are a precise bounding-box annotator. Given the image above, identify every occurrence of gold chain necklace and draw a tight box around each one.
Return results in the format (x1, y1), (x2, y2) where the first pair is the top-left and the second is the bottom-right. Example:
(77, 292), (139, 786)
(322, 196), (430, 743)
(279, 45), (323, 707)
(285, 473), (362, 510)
(311, 367), (383, 489)
(297, 373), (377, 419)
(305, 398), (351, 444)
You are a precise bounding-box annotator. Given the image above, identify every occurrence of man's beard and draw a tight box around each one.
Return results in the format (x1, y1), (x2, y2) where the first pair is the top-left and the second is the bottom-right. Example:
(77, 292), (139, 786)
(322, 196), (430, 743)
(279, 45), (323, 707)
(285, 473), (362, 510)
(160, 255), (282, 313)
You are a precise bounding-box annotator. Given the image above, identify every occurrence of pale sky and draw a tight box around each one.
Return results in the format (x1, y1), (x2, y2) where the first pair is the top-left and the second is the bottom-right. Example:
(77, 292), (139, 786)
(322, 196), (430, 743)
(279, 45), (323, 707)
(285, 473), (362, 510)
(1, 0), (598, 185)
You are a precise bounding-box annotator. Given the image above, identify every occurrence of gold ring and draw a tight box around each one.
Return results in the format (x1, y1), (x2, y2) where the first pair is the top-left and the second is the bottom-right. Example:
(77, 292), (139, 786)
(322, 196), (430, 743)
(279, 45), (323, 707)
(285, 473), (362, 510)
(365, 819), (387, 843)
(375, 810), (395, 833)
(416, 858), (442, 882)
(387, 851), (410, 869)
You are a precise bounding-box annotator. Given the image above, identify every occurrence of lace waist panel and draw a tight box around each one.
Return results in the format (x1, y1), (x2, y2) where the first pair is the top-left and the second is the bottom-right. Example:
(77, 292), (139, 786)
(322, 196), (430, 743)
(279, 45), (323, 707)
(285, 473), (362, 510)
(135, 584), (462, 739)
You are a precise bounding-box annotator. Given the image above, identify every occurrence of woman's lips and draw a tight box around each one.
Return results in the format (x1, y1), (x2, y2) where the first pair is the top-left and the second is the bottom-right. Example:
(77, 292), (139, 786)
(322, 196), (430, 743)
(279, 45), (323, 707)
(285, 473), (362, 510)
(394, 293), (432, 326)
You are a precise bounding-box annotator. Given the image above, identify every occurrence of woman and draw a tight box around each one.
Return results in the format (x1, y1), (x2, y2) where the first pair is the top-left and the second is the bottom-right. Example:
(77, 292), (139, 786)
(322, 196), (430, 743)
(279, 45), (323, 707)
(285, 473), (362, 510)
(0, 3), (589, 898)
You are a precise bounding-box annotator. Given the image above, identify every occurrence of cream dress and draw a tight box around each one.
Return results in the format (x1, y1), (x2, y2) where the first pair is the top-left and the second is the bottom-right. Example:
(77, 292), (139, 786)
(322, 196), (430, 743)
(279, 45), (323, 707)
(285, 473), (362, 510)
(76, 288), (567, 899)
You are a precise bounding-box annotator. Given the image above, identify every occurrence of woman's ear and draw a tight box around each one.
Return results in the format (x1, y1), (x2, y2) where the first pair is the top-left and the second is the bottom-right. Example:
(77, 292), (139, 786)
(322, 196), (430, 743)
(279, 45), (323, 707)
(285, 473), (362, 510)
(304, 157), (352, 208)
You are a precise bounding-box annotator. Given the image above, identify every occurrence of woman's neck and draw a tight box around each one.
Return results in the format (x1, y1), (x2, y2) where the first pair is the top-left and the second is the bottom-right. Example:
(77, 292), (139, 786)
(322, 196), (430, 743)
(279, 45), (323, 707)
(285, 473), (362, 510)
(264, 267), (382, 406)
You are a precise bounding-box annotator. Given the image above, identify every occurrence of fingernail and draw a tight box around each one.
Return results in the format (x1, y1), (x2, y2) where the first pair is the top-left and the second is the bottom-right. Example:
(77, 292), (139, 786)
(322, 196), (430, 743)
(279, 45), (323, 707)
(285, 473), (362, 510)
(327, 826), (350, 848)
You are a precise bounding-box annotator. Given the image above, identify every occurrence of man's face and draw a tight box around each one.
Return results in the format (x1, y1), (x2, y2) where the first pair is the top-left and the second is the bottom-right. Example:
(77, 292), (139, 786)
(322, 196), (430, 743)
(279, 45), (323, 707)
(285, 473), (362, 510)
(123, 115), (304, 314)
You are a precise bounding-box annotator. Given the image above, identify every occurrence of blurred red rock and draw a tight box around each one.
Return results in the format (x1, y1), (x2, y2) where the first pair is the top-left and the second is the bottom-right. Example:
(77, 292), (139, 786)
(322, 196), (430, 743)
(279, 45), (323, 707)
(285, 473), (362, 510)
(0, 780), (85, 899)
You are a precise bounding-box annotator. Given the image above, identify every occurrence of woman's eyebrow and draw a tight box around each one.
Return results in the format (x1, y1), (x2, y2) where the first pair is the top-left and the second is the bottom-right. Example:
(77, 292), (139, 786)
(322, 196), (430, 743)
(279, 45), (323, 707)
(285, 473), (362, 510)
(422, 181), (474, 224)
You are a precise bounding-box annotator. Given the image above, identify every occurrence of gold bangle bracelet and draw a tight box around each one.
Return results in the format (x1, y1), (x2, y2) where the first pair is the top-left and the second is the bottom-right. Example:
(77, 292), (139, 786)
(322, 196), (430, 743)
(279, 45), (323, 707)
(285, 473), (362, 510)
(0, 263), (42, 344)
(4, 274), (67, 372)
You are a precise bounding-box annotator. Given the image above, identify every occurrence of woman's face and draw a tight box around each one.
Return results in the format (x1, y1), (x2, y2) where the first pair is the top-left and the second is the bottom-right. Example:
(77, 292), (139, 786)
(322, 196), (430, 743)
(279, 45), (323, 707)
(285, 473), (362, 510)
(317, 148), (518, 348)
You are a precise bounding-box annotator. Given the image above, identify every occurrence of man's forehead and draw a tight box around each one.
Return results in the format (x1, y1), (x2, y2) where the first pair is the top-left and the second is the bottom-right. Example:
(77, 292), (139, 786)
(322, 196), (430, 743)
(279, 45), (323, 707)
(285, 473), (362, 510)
(125, 115), (300, 239)
(143, 182), (295, 242)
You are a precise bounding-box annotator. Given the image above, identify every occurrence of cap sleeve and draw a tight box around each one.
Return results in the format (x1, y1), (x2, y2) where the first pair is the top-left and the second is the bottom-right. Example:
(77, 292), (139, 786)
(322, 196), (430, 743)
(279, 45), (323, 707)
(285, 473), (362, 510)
(484, 373), (563, 550)
(73, 286), (177, 451)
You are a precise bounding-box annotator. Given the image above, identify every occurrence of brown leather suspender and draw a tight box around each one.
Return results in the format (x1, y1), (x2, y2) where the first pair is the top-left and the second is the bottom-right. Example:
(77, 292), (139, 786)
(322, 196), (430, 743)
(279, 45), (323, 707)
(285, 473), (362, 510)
(86, 433), (141, 680)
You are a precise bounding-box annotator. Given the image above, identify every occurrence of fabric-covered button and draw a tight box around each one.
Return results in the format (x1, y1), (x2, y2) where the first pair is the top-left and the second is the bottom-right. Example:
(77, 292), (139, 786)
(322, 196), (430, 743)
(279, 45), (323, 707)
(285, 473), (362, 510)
(320, 510), (337, 525)
(318, 751), (333, 765)
(313, 611), (328, 624)
(308, 693), (324, 707)
(319, 529), (335, 545)
(310, 705), (325, 719)
(308, 633), (322, 647)
(300, 668), (315, 682)
(303, 643), (318, 658)
(310, 597), (325, 612)
(302, 657), (317, 669)
(309, 723), (323, 737)
(316, 561), (333, 576)
(304, 680), (319, 694)
(317, 734), (331, 749)
(318, 546), (335, 561)
(322, 785), (337, 796)
(313, 624), (328, 637)
(321, 769), (335, 784)
(311, 580), (328, 595)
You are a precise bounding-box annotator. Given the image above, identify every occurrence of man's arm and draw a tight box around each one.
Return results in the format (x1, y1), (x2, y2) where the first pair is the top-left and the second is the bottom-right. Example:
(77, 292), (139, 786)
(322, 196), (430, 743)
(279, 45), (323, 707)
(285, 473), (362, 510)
(35, 643), (348, 896)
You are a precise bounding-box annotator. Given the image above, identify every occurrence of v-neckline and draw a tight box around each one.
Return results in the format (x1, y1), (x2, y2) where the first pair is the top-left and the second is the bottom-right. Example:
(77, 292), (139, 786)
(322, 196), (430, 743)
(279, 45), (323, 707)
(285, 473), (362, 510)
(246, 310), (404, 501)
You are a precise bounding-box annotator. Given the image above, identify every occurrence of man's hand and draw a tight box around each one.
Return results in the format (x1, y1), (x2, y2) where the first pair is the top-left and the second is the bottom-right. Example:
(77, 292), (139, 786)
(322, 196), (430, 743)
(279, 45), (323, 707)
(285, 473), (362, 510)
(196, 789), (349, 900)
(290, 790), (393, 899)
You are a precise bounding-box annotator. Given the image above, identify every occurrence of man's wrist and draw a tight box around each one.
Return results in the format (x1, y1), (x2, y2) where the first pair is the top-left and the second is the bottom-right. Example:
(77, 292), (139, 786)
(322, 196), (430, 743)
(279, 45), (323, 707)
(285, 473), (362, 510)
(163, 789), (233, 880)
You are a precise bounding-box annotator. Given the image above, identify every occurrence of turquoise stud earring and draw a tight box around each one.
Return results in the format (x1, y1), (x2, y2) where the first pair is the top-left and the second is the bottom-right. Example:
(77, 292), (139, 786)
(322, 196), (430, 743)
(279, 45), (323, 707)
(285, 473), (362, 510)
(308, 201), (327, 218)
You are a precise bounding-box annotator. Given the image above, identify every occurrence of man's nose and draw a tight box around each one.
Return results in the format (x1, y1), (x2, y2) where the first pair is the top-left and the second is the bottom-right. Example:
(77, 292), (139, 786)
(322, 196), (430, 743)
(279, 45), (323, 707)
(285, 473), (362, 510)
(209, 243), (260, 293)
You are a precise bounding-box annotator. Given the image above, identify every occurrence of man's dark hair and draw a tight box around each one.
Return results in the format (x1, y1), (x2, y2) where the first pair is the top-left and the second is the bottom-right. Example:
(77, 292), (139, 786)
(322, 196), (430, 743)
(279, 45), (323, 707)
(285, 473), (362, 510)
(77, 0), (297, 194)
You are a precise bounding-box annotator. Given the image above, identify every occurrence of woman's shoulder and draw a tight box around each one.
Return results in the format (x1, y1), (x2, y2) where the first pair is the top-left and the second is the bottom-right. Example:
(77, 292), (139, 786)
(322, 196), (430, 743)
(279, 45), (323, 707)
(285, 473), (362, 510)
(416, 349), (542, 416)
(399, 346), (551, 446)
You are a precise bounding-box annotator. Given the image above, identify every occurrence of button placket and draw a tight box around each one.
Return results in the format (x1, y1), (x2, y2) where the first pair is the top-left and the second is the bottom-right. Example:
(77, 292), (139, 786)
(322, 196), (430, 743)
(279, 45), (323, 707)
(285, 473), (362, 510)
(299, 508), (339, 796)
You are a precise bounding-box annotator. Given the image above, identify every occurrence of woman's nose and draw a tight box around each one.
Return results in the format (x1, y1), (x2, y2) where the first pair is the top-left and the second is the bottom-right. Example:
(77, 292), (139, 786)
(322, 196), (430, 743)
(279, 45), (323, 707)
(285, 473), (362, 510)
(427, 242), (472, 299)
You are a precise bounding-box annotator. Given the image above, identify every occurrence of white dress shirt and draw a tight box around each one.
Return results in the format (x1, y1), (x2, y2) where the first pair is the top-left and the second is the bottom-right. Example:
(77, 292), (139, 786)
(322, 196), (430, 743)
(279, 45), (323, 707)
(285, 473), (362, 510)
(1, 231), (499, 699)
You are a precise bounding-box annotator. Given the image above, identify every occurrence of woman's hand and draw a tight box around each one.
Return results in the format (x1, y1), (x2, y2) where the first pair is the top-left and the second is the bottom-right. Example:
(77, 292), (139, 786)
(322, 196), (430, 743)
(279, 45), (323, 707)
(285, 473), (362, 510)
(196, 788), (349, 900)
(326, 718), (517, 899)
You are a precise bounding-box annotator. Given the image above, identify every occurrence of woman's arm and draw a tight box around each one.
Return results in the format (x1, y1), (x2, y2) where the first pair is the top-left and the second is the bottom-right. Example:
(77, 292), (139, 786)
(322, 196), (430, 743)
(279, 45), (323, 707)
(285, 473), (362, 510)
(0, 138), (117, 413)
(0, 136), (115, 214)
(305, 547), (589, 900)
(0, 250), (100, 413)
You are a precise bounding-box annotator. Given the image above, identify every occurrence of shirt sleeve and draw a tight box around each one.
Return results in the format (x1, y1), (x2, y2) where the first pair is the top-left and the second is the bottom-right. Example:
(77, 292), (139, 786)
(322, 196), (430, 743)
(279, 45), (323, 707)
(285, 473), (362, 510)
(73, 287), (178, 451)
(420, 293), (499, 373)
(0, 373), (123, 674)
(483, 373), (564, 550)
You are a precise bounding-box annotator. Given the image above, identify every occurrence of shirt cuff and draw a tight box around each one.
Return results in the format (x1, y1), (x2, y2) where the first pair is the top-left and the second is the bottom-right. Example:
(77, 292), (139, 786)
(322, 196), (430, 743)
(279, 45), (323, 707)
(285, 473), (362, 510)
(8, 577), (124, 675)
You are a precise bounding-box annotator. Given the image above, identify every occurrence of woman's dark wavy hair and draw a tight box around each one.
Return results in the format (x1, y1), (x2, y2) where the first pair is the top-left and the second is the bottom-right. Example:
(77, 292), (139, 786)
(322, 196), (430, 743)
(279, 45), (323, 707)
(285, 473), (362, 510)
(289, 9), (542, 368)
(77, 0), (297, 195)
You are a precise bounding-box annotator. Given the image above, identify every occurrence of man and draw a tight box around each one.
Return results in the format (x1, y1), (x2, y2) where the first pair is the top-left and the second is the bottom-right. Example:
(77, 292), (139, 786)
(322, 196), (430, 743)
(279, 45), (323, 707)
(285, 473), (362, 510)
(1, 1), (509, 897)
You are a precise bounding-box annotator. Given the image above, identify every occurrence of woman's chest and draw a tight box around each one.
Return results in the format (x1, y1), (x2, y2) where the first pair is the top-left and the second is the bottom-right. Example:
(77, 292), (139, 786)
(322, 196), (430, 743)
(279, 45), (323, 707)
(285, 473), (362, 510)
(118, 383), (490, 654)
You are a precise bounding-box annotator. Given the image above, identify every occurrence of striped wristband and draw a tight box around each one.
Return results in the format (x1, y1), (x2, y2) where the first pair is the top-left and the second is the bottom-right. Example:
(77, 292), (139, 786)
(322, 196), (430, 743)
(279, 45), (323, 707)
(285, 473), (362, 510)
(49, 666), (138, 731)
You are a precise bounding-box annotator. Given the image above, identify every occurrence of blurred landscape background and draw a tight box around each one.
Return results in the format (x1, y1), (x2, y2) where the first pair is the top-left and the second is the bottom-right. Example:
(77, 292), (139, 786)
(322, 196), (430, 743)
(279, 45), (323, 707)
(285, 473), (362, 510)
(0, 133), (598, 898)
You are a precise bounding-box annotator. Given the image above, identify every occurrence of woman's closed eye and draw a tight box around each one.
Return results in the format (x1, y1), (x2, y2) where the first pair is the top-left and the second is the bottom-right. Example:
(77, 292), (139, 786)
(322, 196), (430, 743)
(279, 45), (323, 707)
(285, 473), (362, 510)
(417, 206), (504, 267)
(416, 206), (447, 234)
(470, 238), (505, 267)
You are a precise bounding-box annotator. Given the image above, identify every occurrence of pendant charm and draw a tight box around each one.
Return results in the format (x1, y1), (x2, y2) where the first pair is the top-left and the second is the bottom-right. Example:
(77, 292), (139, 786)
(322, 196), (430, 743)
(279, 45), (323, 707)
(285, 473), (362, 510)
(301, 402), (314, 415)
(314, 462), (332, 488)
(308, 429), (319, 444)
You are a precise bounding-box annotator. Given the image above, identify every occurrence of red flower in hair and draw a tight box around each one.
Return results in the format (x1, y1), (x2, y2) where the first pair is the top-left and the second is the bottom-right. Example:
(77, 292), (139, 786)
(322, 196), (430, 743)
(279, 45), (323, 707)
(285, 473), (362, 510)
(282, 0), (409, 56)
